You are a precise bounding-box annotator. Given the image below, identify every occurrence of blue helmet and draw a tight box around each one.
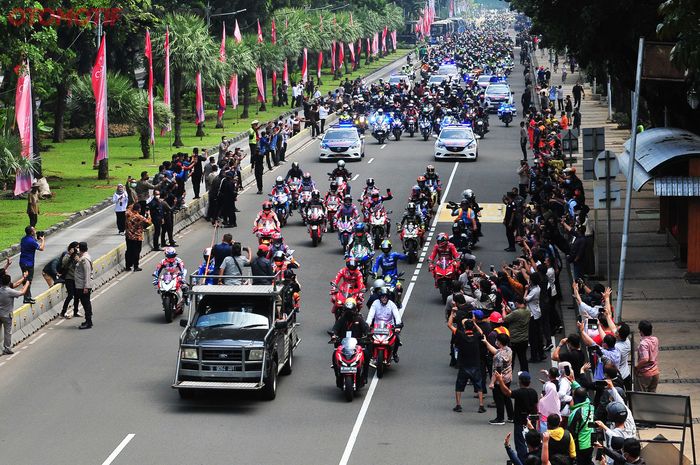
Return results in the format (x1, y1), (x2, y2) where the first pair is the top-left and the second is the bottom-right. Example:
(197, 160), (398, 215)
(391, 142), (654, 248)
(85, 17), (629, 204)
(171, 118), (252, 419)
(354, 222), (366, 235)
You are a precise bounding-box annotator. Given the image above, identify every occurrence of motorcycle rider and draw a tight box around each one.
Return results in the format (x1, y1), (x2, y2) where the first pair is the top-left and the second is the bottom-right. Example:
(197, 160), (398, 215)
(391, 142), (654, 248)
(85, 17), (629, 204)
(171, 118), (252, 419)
(372, 240), (407, 307)
(451, 199), (478, 234)
(449, 222), (472, 253)
(325, 179), (342, 202)
(152, 247), (189, 304)
(194, 247), (216, 285)
(361, 177), (380, 200)
(303, 189), (326, 224)
(362, 189), (393, 224)
(335, 194), (360, 223)
(272, 250), (299, 274)
(400, 202), (427, 245)
(252, 200), (281, 235)
(267, 232), (292, 259)
(329, 297), (371, 384)
(366, 287), (403, 363)
(284, 161), (303, 182)
(299, 171), (316, 192)
(270, 176), (292, 216)
(332, 257), (366, 306)
(462, 188), (483, 238)
(281, 269), (301, 313)
(424, 164), (442, 196)
(329, 160), (352, 184)
(429, 233), (460, 270)
(347, 222), (375, 252)
(416, 176), (434, 206)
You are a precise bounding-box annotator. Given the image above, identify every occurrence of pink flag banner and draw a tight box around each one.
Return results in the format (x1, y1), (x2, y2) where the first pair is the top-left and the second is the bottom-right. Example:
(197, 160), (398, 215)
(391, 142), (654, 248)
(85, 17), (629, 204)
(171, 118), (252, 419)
(372, 33), (378, 56)
(234, 19), (242, 42)
(218, 22), (226, 119)
(161, 27), (171, 135)
(229, 74), (239, 108)
(391, 30), (397, 51)
(271, 20), (277, 95)
(302, 48), (308, 83)
(317, 51), (323, 79)
(283, 59), (289, 85)
(13, 62), (34, 196)
(255, 67), (265, 102)
(92, 35), (108, 165)
(348, 42), (355, 65)
(381, 27), (387, 52)
(337, 42), (344, 69)
(195, 72), (205, 124)
(330, 40), (335, 73)
(144, 30), (155, 145)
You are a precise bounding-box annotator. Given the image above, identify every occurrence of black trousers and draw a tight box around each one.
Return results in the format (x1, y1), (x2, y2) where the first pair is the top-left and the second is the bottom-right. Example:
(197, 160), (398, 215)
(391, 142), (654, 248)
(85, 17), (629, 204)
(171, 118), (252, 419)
(320, 119), (326, 133)
(77, 289), (93, 324)
(161, 214), (174, 246)
(254, 162), (264, 192)
(28, 213), (38, 227)
(20, 264), (34, 300)
(279, 142), (287, 162)
(511, 341), (529, 373)
(520, 139), (528, 160)
(62, 279), (78, 315)
(529, 317), (545, 360)
(116, 211), (126, 233)
(222, 201), (237, 226)
(574, 95), (582, 108)
(191, 176), (202, 198)
(493, 381), (513, 421)
(125, 238), (142, 269)
(265, 151), (273, 170)
(505, 225), (516, 249)
(152, 220), (162, 249)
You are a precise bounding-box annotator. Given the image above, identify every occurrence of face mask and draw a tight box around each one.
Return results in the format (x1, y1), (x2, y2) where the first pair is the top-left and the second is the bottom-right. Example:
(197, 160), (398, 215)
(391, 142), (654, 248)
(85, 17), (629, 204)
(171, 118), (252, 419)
(130, 182), (137, 188)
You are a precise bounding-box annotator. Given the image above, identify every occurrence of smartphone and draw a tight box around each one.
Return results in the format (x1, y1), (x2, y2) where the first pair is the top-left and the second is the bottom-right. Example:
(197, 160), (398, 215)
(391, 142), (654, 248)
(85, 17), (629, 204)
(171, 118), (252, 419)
(587, 318), (599, 330)
(564, 365), (571, 376)
(528, 414), (539, 425)
(489, 264), (495, 272)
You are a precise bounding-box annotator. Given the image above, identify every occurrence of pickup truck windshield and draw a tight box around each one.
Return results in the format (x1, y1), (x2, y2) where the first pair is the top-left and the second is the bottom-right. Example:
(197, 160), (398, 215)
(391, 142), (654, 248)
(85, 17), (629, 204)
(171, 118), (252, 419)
(194, 307), (270, 329)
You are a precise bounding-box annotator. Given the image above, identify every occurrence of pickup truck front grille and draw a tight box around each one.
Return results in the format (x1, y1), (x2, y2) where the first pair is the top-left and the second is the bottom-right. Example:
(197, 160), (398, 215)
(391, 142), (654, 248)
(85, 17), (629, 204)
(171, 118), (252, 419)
(201, 348), (244, 362)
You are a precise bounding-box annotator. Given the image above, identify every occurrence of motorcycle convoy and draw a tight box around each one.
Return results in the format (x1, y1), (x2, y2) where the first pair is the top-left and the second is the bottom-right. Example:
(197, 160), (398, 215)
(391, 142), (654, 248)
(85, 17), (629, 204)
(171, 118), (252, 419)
(151, 18), (508, 403)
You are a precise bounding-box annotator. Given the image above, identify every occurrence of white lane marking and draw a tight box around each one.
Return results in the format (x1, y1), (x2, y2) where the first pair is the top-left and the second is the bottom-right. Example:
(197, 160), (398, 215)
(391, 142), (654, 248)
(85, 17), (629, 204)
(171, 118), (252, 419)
(101, 434), (135, 465)
(380, 144), (386, 150)
(367, 158), (375, 164)
(0, 361), (6, 367)
(351, 174), (359, 181)
(21, 345), (28, 350)
(54, 319), (65, 326)
(98, 280), (121, 295)
(338, 162), (460, 465)
(6, 351), (20, 360)
(411, 276), (417, 283)
(29, 333), (47, 345)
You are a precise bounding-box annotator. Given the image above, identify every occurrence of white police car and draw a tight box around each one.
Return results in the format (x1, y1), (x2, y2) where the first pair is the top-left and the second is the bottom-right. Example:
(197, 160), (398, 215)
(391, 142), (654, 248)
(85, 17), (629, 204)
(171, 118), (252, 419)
(484, 82), (513, 112)
(319, 124), (365, 161)
(434, 125), (478, 161)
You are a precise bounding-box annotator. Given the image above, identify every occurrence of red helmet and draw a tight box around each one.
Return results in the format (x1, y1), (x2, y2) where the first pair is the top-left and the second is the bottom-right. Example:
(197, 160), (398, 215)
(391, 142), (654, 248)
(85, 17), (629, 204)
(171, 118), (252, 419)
(436, 233), (449, 248)
(272, 232), (283, 242)
(346, 257), (358, 271)
(262, 201), (272, 211)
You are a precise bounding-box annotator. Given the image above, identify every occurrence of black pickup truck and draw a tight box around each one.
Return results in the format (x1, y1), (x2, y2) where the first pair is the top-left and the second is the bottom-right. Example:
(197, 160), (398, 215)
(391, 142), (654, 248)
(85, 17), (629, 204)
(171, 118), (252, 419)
(172, 280), (300, 400)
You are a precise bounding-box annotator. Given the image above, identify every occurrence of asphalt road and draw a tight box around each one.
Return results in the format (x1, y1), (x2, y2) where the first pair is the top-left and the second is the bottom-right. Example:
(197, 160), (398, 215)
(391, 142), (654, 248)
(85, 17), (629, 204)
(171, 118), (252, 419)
(0, 48), (552, 465)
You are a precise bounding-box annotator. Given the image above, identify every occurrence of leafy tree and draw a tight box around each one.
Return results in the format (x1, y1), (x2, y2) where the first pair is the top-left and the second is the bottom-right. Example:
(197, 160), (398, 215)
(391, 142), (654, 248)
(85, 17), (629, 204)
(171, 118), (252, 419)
(657, 0), (700, 87)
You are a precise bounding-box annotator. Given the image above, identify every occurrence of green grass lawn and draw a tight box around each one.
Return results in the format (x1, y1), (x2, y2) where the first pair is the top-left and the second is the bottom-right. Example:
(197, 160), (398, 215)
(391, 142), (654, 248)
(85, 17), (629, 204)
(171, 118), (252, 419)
(0, 51), (407, 251)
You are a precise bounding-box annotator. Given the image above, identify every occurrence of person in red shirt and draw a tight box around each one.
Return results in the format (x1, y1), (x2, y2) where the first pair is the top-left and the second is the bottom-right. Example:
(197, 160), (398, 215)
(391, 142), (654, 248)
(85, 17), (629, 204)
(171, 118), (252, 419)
(429, 233), (460, 266)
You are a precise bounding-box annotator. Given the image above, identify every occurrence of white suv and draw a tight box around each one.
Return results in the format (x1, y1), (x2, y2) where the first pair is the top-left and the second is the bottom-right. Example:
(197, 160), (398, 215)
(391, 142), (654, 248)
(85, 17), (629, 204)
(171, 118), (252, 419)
(434, 125), (478, 160)
(319, 125), (365, 161)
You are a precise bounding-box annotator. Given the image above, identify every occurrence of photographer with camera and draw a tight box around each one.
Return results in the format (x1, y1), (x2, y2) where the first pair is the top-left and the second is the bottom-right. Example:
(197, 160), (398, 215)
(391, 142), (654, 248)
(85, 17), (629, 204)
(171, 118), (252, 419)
(19, 226), (45, 305)
(447, 309), (486, 414)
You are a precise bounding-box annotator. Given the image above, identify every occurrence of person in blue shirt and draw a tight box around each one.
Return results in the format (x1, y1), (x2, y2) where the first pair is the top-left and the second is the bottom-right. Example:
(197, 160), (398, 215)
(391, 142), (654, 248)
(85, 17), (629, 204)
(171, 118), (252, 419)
(19, 226), (45, 304)
(372, 240), (407, 307)
(258, 131), (272, 171)
(195, 248), (216, 285)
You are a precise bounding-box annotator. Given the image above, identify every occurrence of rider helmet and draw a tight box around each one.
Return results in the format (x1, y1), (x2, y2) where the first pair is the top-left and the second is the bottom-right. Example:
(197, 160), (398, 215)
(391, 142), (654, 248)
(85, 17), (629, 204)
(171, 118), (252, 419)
(377, 108), (384, 115)
(262, 201), (273, 211)
(462, 189), (474, 199)
(372, 279), (385, 291)
(311, 189), (321, 201)
(452, 222), (462, 234)
(380, 240), (392, 253)
(329, 180), (339, 191)
(407, 202), (416, 214)
(354, 223), (366, 236)
(272, 232), (283, 243)
(164, 247), (177, 259)
(337, 160), (346, 168)
(346, 257), (358, 271)
(302, 172), (312, 182)
(436, 233), (449, 247)
(203, 247), (212, 260)
(489, 312), (505, 324)
(343, 194), (353, 206)
(417, 175), (426, 186)
(426, 164), (435, 175)
(273, 251), (286, 263)
(344, 297), (358, 313)
(291, 161), (300, 171)
(275, 176), (284, 187)
(371, 191), (380, 201)
(378, 287), (390, 298)
(460, 199), (470, 209)
(366, 177), (375, 188)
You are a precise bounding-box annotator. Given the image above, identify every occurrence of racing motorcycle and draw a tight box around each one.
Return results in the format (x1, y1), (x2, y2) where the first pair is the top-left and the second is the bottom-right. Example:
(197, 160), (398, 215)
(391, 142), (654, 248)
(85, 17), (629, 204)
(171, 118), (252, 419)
(497, 102), (516, 127)
(473, 117), (487, 138)
(371, 120), (390, 144)
(287, 177), (301, 210)
(327, 175), (349, 197)
(405, 114), (417, 137)
(347, 242), (374, 284)
(156, 272), (183, 323)
(431, 256), (459, 304)
(399, 221), (421, 264)
(271, 194), (290, 227)
(370, 321), (401, 378)
(336, 215), (356, 252)
(298, 190), (313, 223)
(377, 272), (404, 307)
(329, 335), (367, 402)
(369, 206), (390, 247)
(306, 204), (326, 247)
(419, 117), (432, 141)
(254, 218), (278, 245)
(390, 116), (403, 141)
(324, 195), (341, 232)
(354, 113), (368, 135)
(329, 281), (364, 321)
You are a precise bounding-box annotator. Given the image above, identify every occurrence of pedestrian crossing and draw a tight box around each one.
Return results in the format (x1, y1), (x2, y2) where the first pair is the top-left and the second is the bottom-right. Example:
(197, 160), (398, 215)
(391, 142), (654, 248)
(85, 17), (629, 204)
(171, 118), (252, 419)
(436, 202), (505, 223)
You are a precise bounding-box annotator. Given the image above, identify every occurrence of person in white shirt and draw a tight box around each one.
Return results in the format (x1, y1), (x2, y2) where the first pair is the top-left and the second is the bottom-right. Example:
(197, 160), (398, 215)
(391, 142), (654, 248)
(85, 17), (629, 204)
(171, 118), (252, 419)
(366, 288), (403, 362)
(112, 184), (128, 235)
(319, 103), (329, 133)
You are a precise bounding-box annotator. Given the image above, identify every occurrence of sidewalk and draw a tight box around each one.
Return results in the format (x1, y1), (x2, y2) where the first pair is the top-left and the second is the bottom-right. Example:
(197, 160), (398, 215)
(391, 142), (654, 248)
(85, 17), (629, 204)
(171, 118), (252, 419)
(541, 48), (700, 459)
(3, 53), (410, 312)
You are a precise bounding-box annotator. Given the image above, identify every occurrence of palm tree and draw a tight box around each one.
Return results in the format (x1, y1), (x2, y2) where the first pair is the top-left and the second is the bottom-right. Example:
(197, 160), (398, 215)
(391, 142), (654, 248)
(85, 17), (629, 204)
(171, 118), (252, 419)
(154, 14), (219, 147)
(242, 34), (284, 114)
(224, 36), (255, 119)
(0, 132), (37, 192)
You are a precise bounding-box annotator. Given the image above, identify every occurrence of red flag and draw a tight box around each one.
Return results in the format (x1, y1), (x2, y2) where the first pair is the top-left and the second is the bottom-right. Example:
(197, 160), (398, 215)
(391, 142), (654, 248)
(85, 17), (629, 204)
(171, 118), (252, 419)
(330, 41), (335, 73)
(301, 48), (308, 83)
(218, 23), (226, 119)
(317, 51), (323, 79)
(234, 19), (242, 43)
(348, 42), (355, 65)
(13, 61), (34, 196)
(391, 30), (397, 51)
(229, 74), (238, 108)
(257, 19), (263, 43)
(337, 42), (344, 69)
(283, 59), (289, 85)
(92, 35), (108, 165)
(381, 27), (388, 52)
(144, 30), (155, 145)
(271, 20), (277, 98)
(161, 27), (171, 135)
(195, 72), (205, 124)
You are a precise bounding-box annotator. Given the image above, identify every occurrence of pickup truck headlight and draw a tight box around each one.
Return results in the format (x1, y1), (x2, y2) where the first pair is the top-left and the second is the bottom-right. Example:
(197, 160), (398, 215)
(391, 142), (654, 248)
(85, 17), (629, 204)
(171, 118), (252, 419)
(182, 348), (198, 360)
(248, 349), (263, 361)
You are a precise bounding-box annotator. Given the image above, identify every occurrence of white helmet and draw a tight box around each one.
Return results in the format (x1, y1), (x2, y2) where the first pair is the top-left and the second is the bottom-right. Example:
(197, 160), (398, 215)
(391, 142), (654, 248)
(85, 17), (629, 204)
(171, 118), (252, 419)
(462, 189), (474, 199)
(337, 160), (345, 168)
(372, 279), (385, 291)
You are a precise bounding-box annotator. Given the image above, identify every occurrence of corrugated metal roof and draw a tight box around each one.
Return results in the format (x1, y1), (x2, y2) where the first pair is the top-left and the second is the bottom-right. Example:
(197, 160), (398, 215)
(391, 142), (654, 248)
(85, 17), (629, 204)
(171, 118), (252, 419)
(618, 128), (700, 191)
(654, 177), (700, 196)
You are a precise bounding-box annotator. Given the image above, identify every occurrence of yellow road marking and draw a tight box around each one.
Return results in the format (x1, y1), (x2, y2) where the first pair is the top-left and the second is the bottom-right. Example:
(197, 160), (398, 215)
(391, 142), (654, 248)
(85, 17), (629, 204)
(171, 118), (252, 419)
(437, 202), (505, 223)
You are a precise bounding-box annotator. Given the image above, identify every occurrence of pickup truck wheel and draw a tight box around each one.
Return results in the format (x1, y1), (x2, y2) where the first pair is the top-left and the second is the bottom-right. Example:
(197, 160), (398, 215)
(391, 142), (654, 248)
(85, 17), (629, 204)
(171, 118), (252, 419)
(262, 360), (278, 400)
(178, 389), (196, 399)
(280, 348), (293, 375)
